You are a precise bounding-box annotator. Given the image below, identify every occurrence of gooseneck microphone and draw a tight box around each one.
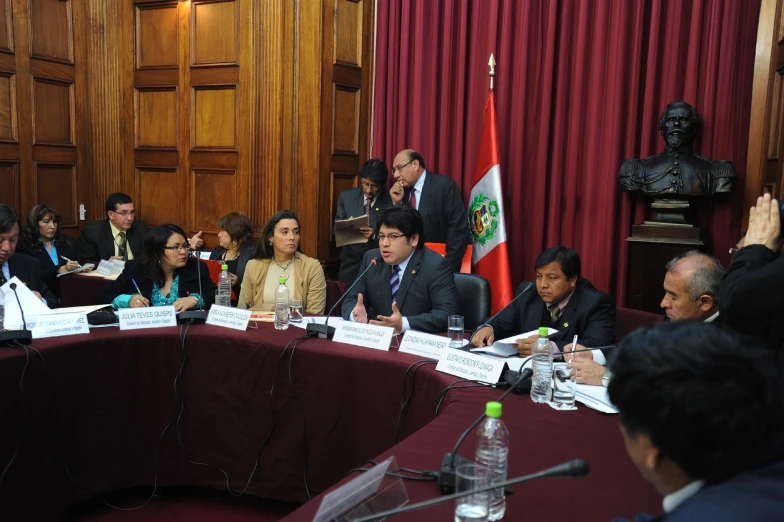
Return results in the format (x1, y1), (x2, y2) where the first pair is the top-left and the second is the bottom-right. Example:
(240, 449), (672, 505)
(472, 282), (534, 343)
(353, 458), (590, 521)
(0, 283), (32, 344)
(179, 250), (207, 323)
(306, 257), (379, 339)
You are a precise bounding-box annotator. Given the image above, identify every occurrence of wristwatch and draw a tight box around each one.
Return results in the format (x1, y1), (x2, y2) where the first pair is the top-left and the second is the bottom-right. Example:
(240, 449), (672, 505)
(601, 370), (612, 388)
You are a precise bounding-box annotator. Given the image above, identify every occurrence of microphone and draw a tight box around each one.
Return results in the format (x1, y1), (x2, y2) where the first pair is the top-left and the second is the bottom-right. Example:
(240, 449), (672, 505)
(306, 256), (379, 339)
(353, 458), (589, 521)
(179, 250), (207, 323)
(438, 367), (533, 494)
(1, 282), (33, 344)
(471, 283), (534, 344)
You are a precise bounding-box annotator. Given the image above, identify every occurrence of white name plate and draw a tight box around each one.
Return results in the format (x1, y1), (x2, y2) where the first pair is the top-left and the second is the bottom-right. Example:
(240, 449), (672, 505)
(111, 259), (126, 272)
(399, 330), (451, 360)
(436, 348), (507, 383)
(206, 304), (251, 331)
(95, 259), (119, 276)
(118, 306), (177, 330)
(333, 321), (395, 351)
(27, 312), (90, 339)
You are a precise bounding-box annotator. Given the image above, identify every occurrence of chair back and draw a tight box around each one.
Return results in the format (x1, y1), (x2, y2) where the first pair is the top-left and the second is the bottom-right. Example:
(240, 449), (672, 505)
(615, 307), (664, 342)
(454, 273), (491, 331)
(203, 260), (237, 300)
(424, 242), (473, 273)
(325, 279), (347, 316)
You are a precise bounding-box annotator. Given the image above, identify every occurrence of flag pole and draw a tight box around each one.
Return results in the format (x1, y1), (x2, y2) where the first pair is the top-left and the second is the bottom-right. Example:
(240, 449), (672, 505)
(488, 53), (496, 92)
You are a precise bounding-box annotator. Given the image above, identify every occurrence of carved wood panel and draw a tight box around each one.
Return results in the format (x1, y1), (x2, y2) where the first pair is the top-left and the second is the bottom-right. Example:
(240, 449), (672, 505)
(191, 0), (238, 67)
(0, 72), (16, 141)
(0, 0), (14, 54)
(35, 163), (76, 226)
(32, 77), (73, 145)
(135, 87), (178, 149)
(0, 161), (18, 208)
(137, 167), (180, 225)
(135, 3), (178, 69)
(29, 0), (73, 64)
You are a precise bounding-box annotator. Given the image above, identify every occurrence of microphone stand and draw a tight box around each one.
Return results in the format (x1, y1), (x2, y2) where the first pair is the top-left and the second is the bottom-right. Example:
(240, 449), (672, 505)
(0, 283), (32, 344)
(179, 250), (207, 323)
(352, 458), (589, 522)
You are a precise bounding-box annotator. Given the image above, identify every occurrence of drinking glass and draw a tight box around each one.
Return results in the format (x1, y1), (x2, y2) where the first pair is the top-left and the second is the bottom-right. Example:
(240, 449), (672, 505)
(448, 315), (464, 348)
(289, 298), (304, 323)
(553, 362), (576, 407)
(454, 463), (489, 522)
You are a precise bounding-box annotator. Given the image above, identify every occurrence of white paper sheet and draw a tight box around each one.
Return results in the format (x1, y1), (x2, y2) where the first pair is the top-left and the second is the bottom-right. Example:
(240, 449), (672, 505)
(1, 276), (52, 329)
(470, 327), (558, 356)
(56, 263), (95, 277)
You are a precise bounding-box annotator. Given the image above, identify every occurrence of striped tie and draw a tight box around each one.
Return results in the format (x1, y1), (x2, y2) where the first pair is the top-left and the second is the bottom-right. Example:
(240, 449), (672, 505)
(364, 197), (371, 214)
(390, 265), (400, 303)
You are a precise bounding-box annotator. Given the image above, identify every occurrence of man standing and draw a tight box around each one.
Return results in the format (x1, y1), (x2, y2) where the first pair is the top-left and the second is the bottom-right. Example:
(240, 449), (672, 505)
(335, 159), (394, 284)
(389, 149), (471, 272)
(341, 206), (458, 333)
(76, 193), (147, 266)
(608, 322), (784, 522)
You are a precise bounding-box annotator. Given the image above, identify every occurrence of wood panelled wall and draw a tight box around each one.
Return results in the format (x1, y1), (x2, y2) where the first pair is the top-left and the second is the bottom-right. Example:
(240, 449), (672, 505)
(3, 0), (375, 268)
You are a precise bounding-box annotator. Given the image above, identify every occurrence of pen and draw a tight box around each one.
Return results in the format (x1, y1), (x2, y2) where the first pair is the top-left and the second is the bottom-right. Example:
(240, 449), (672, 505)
(131, 278), (142, 295)
(570, 334), (578, 363)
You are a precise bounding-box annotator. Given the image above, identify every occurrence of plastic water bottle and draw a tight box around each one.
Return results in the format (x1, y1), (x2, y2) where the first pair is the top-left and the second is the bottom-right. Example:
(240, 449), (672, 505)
(216, 263), (232, 307)
(475, 401), (509, 521)
(274, 276), (290, 330)
(530, 326), (553, 403)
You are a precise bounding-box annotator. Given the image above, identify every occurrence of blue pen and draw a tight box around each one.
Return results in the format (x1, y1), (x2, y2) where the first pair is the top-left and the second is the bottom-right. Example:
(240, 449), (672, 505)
(131, 278), (142, 296)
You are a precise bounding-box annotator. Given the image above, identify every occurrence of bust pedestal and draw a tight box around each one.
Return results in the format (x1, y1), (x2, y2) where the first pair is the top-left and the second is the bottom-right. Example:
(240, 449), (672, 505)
(625, 224), (705, 314)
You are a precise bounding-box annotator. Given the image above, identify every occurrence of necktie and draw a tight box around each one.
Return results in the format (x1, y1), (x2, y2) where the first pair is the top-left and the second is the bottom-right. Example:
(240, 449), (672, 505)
(364, 197), (371, 214)
(548, 304), (561, 323)
(390, 265), (400, 304)
(409, 189), (417, 209)
(0, 271), (6, 286)
(117, 232), (127, 259)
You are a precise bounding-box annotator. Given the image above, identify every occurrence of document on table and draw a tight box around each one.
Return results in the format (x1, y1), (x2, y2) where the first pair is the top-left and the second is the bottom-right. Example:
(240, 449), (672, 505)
(470, 327), (558, 357)
(0, 276), (51, 329)
(56, 263), (95, 277)
(575, 384), (618, 414)
(42, 304), (108, 315)
(334, 214), (370, 247)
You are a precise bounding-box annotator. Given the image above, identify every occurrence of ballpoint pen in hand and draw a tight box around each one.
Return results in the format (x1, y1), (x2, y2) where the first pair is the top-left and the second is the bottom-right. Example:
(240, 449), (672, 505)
(131, 278), (142, 296)
(569, 334), (578, 362)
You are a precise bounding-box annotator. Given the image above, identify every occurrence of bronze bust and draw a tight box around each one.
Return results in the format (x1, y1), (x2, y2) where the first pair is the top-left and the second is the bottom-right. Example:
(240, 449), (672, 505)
(619, 101), (736, 197)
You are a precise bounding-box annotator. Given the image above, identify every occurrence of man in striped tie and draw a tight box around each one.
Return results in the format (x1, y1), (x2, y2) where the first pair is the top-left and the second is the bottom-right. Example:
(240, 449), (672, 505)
(342, 206), (459, 333)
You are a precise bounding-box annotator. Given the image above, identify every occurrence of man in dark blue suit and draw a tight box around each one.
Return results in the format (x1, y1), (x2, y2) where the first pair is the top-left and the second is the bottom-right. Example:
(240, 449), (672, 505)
(341, 205), (458, 333)
(609, 322), (784, 522)
(389, 149), (471, 272)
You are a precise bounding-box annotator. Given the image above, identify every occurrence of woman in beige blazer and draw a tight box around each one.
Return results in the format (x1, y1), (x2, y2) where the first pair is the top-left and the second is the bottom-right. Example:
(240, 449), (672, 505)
(237, 210), (326, 314)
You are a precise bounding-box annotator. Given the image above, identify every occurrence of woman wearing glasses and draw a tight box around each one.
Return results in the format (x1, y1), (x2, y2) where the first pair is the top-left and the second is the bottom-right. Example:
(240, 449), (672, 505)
(96, 224), (216, 310)
(238, 210), (327, 313)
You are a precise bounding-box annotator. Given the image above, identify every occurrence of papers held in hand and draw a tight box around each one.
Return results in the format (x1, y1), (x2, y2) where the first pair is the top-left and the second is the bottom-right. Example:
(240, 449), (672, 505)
(335, 214), (370, 247)
(469, 327), (558, 357)
(56, 263), (96, 277)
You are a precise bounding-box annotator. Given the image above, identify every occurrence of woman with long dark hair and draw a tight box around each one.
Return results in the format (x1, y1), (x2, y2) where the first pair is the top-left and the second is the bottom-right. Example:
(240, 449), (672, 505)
(237, 210), (326, 313)
(95, 224), (216, 310)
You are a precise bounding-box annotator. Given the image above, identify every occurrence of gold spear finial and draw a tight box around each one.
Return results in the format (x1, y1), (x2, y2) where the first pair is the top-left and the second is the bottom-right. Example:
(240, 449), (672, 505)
(488, 53), (496, 91)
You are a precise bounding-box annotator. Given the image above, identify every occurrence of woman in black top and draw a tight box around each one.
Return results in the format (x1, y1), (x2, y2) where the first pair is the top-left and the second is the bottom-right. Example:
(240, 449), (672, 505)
(194, 212), (256, 297)
(17, 204), (93, 299)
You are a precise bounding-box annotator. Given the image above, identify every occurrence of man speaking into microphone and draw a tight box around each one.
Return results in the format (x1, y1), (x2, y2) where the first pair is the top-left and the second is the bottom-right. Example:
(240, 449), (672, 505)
(341, 206), (458, 333)
(470, 246), (615, 360)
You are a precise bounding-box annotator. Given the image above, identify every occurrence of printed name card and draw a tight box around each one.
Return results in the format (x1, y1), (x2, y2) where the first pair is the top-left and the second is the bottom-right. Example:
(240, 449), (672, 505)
(111, 259), (126, 272)
(26, 313), (90, 339)
(333, 322), (395, 351)
(435, 348), (507, 384)
(118, 306), (177, 330)
(95, 259), (119, 276)
(399, 330), (451, 360)
(206, 305), (251, 331)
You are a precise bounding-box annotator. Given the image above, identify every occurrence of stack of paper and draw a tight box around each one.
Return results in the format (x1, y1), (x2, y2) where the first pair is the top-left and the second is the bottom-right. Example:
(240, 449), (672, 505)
(469, 327), (558, 357)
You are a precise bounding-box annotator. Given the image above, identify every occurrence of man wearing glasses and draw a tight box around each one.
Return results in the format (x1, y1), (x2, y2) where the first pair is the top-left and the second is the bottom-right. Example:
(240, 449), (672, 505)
(335, 159), (394, 284)
(77, 192), (148, 266)
(389, 149), (471, 272)
(342, 205), (459, 333)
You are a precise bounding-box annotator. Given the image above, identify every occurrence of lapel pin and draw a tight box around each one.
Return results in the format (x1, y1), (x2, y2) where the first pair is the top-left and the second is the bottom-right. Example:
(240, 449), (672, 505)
(563, 322), (569, 328)
(412, 269), (417, 274)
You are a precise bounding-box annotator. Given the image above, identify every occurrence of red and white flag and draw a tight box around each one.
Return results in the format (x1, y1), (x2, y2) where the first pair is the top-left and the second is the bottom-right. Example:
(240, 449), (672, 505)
(469, 92), (513, 314)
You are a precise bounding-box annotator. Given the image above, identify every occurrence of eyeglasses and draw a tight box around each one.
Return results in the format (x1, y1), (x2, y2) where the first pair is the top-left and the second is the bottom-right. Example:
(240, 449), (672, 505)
(164, 244), (189, 252)
(361, 180), (381, 190)
(112, 211), (136, 218)
(377, 233), (407, 242)
(391, 160), (413, 174)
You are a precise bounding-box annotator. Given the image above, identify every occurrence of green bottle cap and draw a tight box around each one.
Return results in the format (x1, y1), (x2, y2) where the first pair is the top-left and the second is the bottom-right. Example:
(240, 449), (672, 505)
(485, 401), (502, 418)
(279, 276), (287, 284)
(538, 326), (549, 337)
(221, 264), (228, 270)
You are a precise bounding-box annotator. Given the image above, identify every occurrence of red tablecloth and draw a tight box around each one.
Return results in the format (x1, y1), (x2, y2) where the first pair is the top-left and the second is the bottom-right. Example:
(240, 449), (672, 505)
(0, 324), (659, 521)
(59, 273), (114, 307)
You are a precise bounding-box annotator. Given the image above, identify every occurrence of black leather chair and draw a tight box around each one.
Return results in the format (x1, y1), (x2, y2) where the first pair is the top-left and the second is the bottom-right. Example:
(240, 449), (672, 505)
(454, 273), (491, 331)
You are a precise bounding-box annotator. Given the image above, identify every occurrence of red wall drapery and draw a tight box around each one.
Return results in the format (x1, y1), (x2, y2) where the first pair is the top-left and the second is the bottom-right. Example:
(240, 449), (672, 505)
(372, 0), (761, 303)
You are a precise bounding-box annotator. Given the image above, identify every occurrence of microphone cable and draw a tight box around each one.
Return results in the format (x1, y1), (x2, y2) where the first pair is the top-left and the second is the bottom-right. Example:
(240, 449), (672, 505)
(287, 334), (313, 500)
(0, 340), (30, 484)
(394, 360), (437, 444)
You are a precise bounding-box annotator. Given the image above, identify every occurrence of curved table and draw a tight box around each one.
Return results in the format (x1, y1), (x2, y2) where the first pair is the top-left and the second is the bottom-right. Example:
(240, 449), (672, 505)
(0, 323), (658, 521)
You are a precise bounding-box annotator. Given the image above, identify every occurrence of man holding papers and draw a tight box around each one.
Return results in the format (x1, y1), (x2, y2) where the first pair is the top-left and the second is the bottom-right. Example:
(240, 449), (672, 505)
(470, 246), (615, 360)
(342, 206), (458, 333)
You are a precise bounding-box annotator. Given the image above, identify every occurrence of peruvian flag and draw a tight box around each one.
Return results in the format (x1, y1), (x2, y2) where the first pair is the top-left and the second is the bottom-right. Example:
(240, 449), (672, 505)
(469, 92), (513, 314)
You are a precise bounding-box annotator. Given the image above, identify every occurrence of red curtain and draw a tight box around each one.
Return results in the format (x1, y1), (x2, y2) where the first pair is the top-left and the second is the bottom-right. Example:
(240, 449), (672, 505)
(372, 0), (761, 304)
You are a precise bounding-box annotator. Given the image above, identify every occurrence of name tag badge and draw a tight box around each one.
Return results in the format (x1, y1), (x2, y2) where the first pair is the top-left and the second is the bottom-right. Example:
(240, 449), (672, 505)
(436, 348), (507, 384)
(206, 304), (251, 331)
(333, 321), (395, 351)
(399, 330), (451, 360)
(118, 306), (177, 330)
(26, 312), (90, 339)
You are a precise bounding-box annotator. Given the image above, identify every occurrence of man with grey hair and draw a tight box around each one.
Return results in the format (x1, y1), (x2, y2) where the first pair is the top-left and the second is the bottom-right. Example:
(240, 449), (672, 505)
(660, 250), (723, 322)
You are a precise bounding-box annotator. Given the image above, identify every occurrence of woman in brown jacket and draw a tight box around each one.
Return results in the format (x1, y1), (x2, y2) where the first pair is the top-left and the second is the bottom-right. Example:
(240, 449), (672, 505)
(237, 210), (326, 314)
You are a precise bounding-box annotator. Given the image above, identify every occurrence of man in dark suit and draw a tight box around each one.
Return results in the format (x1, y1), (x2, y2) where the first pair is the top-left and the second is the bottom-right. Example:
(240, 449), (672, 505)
(470, 246), (615, 360)
(76, 192), (147, 265)
(608, 322), (784, 522)
(0, 205), (56, 309)
(335, 159), (394, 284)
(342, 205), (459, 333)
(389, 149), (471, 272)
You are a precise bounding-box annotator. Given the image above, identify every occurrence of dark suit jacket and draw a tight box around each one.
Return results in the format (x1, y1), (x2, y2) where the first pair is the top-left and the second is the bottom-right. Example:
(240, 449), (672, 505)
(94, 257), (216, 308)
(335, 187), (394, 284)
(612, 461), (784, 522)
(403, 172), (471, 272)
(488, 278), (615, 353)
(6, 253), (57, 307)
(209, 244), (255, 296)
(76, 219), (148, 266)
(341, 247), (459, 333)
(16, 236), (78, 298)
